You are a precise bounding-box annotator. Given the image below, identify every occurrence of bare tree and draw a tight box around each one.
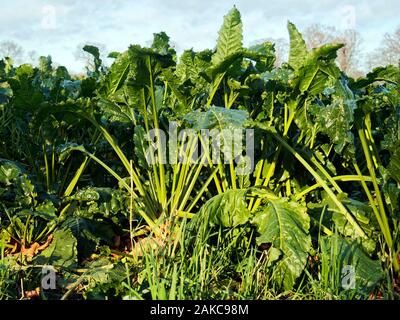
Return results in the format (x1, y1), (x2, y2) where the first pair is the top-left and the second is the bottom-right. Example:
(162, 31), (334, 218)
(270, 38), (289, 68)
(367, 26), (400, 69)
(303, 24), (362, 77)
(335, 30), (363, 77)
(304, 24), (336, 49)
(0, 40), (24, 65)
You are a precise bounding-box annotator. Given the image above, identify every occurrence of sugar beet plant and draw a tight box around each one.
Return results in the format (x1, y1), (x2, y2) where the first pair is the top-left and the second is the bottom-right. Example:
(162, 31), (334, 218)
(0, 7), (399, 299)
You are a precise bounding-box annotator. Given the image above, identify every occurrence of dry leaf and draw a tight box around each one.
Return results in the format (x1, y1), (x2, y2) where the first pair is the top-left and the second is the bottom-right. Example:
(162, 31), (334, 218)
(24, 287), (40, 299)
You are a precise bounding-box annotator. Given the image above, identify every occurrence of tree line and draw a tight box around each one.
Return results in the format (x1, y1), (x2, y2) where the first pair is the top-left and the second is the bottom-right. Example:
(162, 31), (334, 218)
(1, 24), (399, 77)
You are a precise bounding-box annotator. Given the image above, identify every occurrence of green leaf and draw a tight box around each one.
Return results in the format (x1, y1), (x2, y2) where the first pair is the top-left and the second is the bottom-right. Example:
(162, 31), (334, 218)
(98, 52), (130, 98)
(133, 125), (149, 169)
(212, 7), (243, 66)
(387, 147), (400, 184)
(57, 142), (86, 164)
(352, 65), (399, 89)
(83, 45), (102, 73)
(194, 189), (251, 228)
(309, 193), (377, 254)
(7, 64), (43, 116)
(151, 32), (176, 56)
(97, 98), (133, 124)
(252, 198), (311, 290)
(203, 52), (243, 81)
(38, 56), (52, 75)
(62, 217), (115, 260)
(81, 258), (127, 299)
(245, 42), (276, 73)
(184, 106), (248, 130)
(312, 98), (355, 155)
(0, 159), (22, 185)
(294, 44), (342, 95)
(287, 22), (307, 70)
(176, 49), (211, 85)
(34, 200), (58, 221)
(0, 86), (12, 104)
(383, 182), (399, 216)
(321, 235), (385, 292)
(68, 187), (100, 202)
(35, 229), (78, 269)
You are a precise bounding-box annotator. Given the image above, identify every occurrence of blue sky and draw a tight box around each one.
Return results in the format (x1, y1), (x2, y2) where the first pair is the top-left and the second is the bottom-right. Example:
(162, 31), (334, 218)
(0, 0), (398, 72)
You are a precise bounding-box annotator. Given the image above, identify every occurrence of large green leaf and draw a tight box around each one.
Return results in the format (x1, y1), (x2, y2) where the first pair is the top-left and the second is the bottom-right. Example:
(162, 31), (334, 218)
(183, 106), (248, 130)
(212, 6), (243, 66)
(296, 44), (343, 94)
(203, 52), (243, 81)
(35, 229), (78, 269)
(351, 65), (399, 89)
(151, 32), (176, 56)
(83, 45), (102, 74)
(252, 198), (311, 290)
(62, 217), (115, 260)
(0, 159), (22, 185)
(193, 189), (251, 228)
(312, 98), (355, 155)
(246, 42), (276, 73)
(33, 200), (58, 221)
(7, 64), (43, 116)
(98, 52), (130, 98)
(176, 49), (209, 86)
(287, 22), (307, 70)
(387, 147), (400, 184)
(321, 235), (385, 292)
(183, 107), (249, 160)
(97, 98), (133, 124)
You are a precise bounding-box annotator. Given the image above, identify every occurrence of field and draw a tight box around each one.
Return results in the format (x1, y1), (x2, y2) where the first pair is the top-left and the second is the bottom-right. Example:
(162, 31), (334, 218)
(0, 7), (399, 300)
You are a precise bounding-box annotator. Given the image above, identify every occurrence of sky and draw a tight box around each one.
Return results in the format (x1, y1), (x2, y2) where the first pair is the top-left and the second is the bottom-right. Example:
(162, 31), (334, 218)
(0, 0), (399, 72)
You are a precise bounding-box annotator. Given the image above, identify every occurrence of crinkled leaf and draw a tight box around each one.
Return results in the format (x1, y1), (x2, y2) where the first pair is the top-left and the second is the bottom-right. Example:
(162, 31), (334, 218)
(35, 229), (78, 269)
(133, 125), (149, 169)
(62, 217), (115, 260)
(387, 147), (400, 184)
(151, 32), (176, 56)
(212, 7), (243, 66)
(251, 198), (311, 290)
(83, 45), (102, 74)
(68, 187), (100, 202)
(194, 189), (251, 228)
(184, 106), (248, 130)
(202, 52), (243, 82)
(321, 235), (385, 293)
(97, 98), (133, 124)
(287, 22), (307, 70)
(98, 51), (130, 98)
(34, 200), (58, 221)
(312, 98), (356, 156)
(246, 42), (276, 73)
(7, 64), (43, 116)
(0, 159), (22, 185)
(352, 65), (399, 89)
